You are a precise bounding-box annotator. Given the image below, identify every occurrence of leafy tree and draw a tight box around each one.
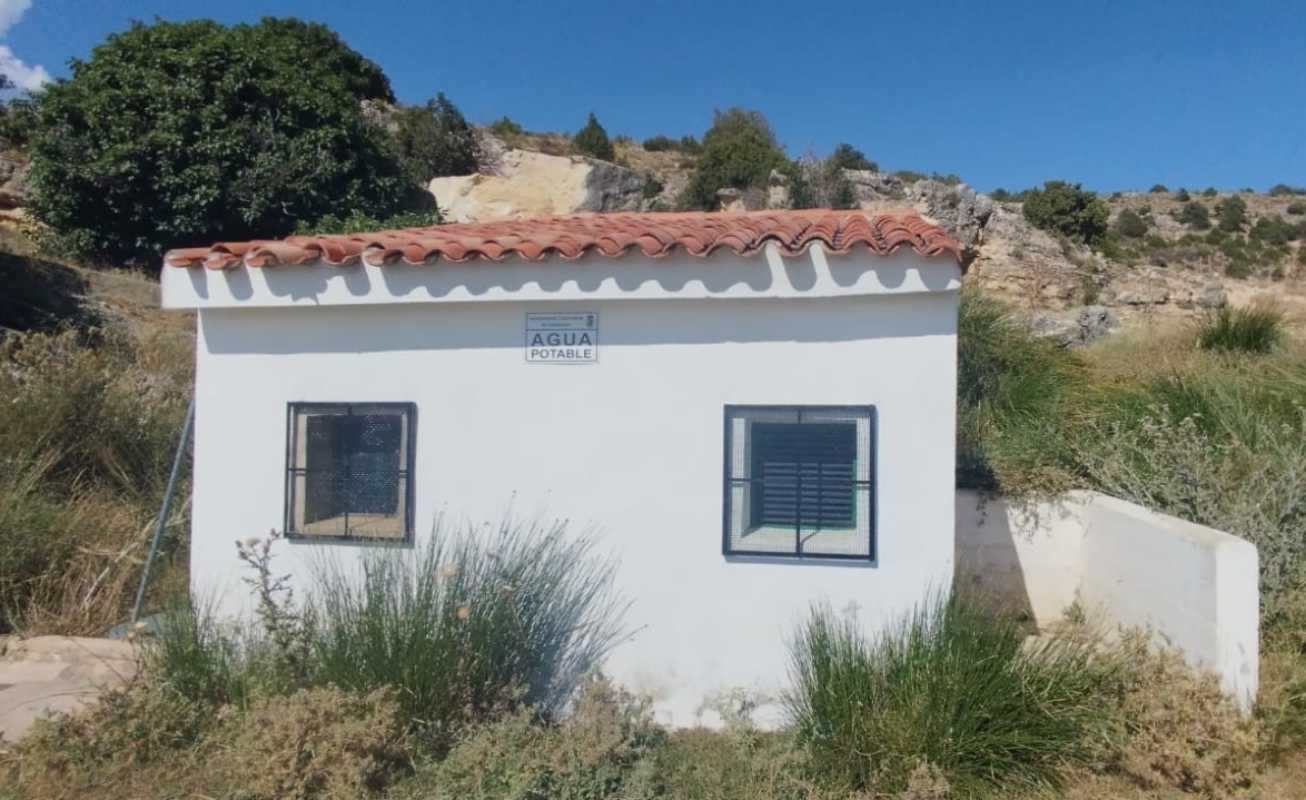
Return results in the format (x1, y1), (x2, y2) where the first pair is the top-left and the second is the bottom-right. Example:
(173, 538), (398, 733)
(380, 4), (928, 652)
(1114, 208), (1148, 238)
(677, 135), (701, 154)
(391, 93), (479, 185)
(1021, 181), (1110, 246)
(26, 18), (424, 266)
(1148, 184), (1169, 193)
(572, 113), (615, 161)
(1177, 201), (1211, 230)
(1173, 188), (1191, 202)
(1201, 187), (1218, 197)
(680, 108), (787, 210)
(1216, 195), (1247, 232)
(990, 188), (1013, 201)
(296, 208), (442, 235)
(829, 143), (877, 172)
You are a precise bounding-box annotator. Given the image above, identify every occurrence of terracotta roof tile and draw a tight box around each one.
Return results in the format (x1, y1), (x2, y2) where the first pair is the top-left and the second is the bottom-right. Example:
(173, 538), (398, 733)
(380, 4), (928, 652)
(163, 210), (964, 271)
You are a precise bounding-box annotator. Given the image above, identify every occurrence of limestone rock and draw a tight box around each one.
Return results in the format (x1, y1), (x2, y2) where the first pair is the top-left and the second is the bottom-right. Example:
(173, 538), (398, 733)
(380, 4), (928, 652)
(1111, 286), (1171, 305)
(1030, 305), (1120, 347)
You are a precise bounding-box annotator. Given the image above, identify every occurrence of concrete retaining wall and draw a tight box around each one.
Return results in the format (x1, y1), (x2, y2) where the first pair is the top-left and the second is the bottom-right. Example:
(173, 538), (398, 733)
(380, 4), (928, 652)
(956, 489), (1259, 708)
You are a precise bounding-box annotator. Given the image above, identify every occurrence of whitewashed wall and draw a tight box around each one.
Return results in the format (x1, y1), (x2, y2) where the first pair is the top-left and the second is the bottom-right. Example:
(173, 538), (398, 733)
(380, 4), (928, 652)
(955, 489), (1259, 708)
(184, 274), (959, 726)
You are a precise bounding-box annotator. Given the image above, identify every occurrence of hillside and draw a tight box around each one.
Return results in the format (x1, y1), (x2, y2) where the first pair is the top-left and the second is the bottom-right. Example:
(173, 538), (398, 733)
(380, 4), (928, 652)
(423, 129), (1306, 342)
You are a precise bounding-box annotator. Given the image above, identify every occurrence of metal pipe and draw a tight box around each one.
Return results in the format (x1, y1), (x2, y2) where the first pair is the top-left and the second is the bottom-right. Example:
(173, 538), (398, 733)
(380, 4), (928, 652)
(130, 394), (195, 624)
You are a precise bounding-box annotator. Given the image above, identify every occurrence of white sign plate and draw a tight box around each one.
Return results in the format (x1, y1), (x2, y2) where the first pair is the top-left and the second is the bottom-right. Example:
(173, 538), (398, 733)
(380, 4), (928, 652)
(525, 312), (598, 363)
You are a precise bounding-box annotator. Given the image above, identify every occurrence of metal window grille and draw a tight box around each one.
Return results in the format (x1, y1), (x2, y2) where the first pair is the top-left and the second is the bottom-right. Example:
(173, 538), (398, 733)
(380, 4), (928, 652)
(723, 405), (875, 560)
(285, 402), (416, 543)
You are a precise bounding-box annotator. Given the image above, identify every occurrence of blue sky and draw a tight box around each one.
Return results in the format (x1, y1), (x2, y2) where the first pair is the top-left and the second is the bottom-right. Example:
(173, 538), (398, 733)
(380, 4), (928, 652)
(4, 0), (1305, 193)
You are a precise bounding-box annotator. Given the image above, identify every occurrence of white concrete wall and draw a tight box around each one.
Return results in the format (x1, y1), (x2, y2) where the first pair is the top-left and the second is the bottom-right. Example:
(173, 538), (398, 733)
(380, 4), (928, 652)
(955, 489), (1259, 708)
(189, 288), (959, 726)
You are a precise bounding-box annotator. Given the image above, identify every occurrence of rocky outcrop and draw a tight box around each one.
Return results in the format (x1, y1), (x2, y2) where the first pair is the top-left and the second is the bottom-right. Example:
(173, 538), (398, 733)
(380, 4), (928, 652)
(1031, 305), (1121, 347)
(429, 141), (647, 222)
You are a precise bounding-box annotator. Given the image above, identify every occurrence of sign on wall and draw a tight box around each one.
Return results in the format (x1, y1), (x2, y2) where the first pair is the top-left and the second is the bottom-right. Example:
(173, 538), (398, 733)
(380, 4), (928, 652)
(525, 312), (598, 363)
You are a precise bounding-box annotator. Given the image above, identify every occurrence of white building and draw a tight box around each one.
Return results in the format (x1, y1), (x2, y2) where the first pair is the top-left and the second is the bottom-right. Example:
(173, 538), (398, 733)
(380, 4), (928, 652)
(163, 209), (966, 724)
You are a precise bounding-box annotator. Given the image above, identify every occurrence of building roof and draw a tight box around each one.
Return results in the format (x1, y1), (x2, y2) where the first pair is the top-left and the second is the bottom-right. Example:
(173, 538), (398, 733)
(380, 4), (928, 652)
(163, 209), (964, 271)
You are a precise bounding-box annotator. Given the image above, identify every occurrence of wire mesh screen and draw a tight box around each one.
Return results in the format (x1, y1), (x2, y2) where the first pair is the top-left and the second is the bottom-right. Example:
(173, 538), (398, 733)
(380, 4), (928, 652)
(724, 406), (874, 560)
(286, 403), (414, 541)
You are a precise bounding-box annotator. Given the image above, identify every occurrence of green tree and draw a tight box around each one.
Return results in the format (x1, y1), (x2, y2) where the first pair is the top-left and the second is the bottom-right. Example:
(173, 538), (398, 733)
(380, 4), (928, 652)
(391, 93), (479, 185)
(829, 143), (877, 172)
(1148, 184), (1169, 193)
(680, 108), (787, 210)
(1217, 195), (1247, 232)
(572, 113), (615, 161)
(26, 18), (424, 266)
(1021, 181), (1110, 246)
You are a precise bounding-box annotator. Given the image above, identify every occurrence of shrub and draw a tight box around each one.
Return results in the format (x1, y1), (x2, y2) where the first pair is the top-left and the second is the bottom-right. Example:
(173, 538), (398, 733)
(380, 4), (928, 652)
(990, 187), (1014, 201)
(572, 112), (615, 161)
(641, 134), (676, 151)
(1174, 188), (1191, 201)
(1217, 195), (1248, 232)
(894, 169), (928, 183)
(680, 108), (787, 210)
(0, 328), (190, 634)
(296, 208), (441, 236)
(956, 289), (1080, 493)
(488, 116), (524, 138)
(1103, 633), (1262, 798)
(1114, 208), (1149, 237)
(786, 592), (1120, 795)
(1149, 183), (1169, 193)
(1202, 186), (1219, 197)
(1022, 180), (1110, 246)
(1177, 200), (1212, 230)
(305, 517), (627, 750)
(1269, 183), (1306, 196)
(221, 687), (410, 800)
(25, 18), (422, 266)
(828, 142), (876, 171)
(1252, 215), (1300, 245)
(397, 677), (661, 800)
(391, 93), (479, 184)
(1197, 303), (1285, 353)
(641, 728), (822, 800)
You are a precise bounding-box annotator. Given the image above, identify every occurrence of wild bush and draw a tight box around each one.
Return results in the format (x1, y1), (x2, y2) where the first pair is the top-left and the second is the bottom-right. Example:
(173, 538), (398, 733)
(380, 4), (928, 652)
(221, 686), (410, 800)
(572, 112), (615, 161)
(304, 517), (626, 750)
(488, 116), (524, 138)
(295, 208), (442, 236)
(1202, 186), (1219, 197)
(0, 328), (190, 634)
(1022, 181), (1110, 246)
(1269, 183), (1306, 197)
(956, 289), (1080, 493)
(786, 592), (1121, 795)
(1251, 215), (1300, 245)
(1176, 200), (1212, 230)
(1148, 184), (1168, 193)
(680, 108), (787, 210)
(1287, 201), (1306, 216)
(828, 142), (877, 171)
(396, 676), (661, 800)
(26, 18), (423, 266)
(1217, 195), (1248, 232)
(391, 93), (479, 184)
(1114, 208), (1149, 238)
(641, 134), (676, 151)
(1174, 188), (1191, 202)
(1102, 633), (1262, 798)
(1197, 303), (1285, 353)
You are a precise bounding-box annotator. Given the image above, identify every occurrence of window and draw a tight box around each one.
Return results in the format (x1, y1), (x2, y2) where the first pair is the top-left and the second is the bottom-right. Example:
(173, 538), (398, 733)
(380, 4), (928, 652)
(723, 405), (874, 560)
(285, 403), (415, 542)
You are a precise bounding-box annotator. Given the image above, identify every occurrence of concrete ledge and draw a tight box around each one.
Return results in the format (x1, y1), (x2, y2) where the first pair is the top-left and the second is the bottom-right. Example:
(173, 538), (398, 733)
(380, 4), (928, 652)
(956, 489), (1259, 708)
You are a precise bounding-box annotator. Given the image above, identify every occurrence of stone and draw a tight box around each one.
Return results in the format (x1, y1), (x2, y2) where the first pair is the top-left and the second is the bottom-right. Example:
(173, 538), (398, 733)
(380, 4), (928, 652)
(1112, 286), (1170, 305)
(1030, 305), (1120, 347)
(1196, 285), (1227, 308)
(716, 187), (746, 213)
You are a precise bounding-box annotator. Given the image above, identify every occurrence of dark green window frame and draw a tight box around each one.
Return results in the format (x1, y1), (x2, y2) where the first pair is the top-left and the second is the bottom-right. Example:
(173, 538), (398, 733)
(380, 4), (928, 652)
(722, 405), (875, 561)
(284, 402), (416, 544)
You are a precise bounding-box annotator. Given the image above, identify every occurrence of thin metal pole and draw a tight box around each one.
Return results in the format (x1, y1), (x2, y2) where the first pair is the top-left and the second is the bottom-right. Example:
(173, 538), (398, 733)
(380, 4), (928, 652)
(131, 394), (195, 624)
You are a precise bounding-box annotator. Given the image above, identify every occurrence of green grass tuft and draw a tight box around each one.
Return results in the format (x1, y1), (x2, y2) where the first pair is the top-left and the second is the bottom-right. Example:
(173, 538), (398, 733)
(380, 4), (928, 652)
(786, 591), (1121, 795)
(1197, 304), (1285, 354)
